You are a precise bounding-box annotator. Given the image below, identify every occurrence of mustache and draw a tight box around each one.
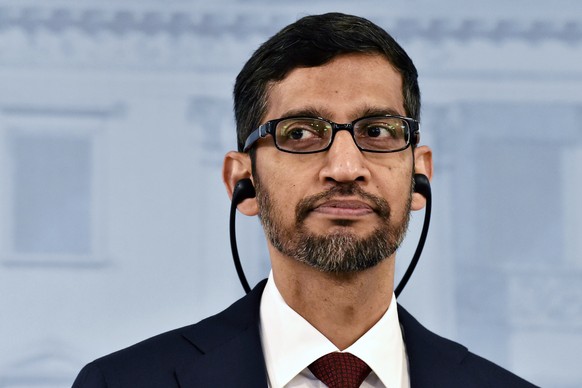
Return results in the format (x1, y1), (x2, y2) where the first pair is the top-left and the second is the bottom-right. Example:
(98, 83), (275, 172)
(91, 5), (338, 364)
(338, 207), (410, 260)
(296, 183), (391, 223)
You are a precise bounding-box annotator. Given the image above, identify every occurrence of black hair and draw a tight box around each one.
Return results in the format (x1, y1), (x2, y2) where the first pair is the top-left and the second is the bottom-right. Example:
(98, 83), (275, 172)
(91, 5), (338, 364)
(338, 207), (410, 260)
(234, 12), (420, 152)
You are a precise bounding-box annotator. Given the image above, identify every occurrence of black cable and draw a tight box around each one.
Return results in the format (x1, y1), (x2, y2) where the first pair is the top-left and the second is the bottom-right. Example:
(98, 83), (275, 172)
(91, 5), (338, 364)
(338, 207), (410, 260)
(395, 177), (432, 298)
(230, 198), (251, 294)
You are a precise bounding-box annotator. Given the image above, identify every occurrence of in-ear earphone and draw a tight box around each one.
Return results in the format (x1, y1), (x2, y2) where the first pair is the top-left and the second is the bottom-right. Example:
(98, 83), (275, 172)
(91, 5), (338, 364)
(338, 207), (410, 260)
(232, 178), (256, 204)
(413, 173), (430, 197)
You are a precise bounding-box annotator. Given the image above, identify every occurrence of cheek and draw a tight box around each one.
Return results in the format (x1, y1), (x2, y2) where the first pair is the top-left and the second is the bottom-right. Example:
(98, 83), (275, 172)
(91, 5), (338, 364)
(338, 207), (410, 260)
(258, 153), (317, 198)
(373, 166), (413, 214)
(256, 165), (300, 216)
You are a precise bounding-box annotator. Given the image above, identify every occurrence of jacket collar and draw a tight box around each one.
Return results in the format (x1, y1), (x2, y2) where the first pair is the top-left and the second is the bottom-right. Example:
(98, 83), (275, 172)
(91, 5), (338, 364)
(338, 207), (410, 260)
(173, 279), (470, 388)
(175, 279), (269, 387)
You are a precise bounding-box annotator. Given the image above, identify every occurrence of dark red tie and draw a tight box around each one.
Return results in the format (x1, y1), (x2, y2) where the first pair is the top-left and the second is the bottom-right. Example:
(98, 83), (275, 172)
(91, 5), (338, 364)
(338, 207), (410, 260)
(308, 352), (372, 388)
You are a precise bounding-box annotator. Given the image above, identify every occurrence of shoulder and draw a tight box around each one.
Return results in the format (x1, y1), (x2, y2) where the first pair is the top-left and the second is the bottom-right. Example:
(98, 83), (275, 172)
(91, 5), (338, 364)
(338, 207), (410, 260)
(397, 305), (538, 387)
(73, 280), (267, 387)
(72, 324), (200, 387)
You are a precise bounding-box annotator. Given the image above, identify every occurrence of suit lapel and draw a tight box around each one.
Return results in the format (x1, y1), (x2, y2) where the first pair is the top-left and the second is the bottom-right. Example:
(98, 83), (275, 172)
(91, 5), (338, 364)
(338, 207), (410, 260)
(173, 282), (474, 387)
(175, 280), (269, 388)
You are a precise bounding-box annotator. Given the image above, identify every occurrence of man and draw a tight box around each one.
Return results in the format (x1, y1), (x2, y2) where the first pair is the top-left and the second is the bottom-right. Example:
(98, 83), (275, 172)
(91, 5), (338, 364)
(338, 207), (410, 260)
(73, 13), (537, 387)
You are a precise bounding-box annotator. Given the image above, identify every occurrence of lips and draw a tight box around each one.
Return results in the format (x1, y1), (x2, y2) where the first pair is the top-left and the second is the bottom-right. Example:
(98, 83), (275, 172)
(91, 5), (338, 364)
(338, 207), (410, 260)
(312, 199), (375, 217)
(295, 183), (391, 223)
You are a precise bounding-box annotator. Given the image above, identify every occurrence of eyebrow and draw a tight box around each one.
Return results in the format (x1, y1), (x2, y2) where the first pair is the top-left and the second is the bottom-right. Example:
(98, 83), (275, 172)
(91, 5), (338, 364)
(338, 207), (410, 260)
(280, 106), (334, 120)
(278, 105), (405, 122)
(359, 106), (404, 118)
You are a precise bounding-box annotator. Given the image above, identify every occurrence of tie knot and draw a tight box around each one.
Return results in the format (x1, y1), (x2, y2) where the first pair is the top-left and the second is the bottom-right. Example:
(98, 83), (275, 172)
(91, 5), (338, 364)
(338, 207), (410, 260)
(308, 352), (372, 388)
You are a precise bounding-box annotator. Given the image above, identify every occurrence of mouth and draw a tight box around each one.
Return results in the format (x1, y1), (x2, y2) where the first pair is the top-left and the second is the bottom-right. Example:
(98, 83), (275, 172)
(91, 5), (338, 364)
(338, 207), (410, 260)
(312, 199), (375, 217)
(295, 183), (391, 224)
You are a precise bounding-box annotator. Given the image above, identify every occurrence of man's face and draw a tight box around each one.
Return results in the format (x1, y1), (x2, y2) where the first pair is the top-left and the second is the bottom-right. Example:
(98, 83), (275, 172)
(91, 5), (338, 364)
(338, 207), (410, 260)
(252, 53), (416, 273)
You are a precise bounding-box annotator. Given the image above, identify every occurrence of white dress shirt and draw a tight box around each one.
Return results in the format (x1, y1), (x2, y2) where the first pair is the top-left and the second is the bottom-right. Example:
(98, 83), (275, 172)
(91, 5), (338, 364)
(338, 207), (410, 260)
(260, 272), (410, 388)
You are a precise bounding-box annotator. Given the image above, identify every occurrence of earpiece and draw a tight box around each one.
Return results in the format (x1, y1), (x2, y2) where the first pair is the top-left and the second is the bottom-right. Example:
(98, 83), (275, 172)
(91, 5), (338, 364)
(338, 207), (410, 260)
(413, 174), (431, 199)
(232, 178), (256, 206)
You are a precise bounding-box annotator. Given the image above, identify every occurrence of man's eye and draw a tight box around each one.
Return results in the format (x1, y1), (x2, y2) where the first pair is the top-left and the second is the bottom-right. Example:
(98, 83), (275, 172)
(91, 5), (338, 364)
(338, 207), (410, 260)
(281, 121), (325, 140)
(365, 124), (397, 138)
(287, 128), (315, 140)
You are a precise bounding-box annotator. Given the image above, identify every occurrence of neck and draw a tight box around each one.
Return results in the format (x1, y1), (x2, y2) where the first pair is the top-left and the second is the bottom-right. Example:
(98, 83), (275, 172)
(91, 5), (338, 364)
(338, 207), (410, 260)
(270, 250), (395, 350)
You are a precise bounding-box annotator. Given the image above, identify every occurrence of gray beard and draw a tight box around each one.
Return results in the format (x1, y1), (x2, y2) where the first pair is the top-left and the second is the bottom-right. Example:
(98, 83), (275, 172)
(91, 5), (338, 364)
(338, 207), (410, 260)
(255, 178), (412, 273)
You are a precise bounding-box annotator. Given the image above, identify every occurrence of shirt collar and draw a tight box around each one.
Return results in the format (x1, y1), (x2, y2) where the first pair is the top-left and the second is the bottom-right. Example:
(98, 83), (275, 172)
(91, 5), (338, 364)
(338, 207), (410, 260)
(260, 271), (408, 388)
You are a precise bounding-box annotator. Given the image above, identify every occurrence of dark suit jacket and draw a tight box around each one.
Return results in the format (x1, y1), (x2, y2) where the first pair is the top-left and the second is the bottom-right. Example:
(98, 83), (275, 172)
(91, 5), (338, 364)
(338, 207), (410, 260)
(73, 280), (537, 387)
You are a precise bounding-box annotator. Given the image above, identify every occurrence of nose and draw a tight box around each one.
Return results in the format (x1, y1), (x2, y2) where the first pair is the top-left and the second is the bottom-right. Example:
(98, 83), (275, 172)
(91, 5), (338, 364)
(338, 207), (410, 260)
(319, 130), (371, 184)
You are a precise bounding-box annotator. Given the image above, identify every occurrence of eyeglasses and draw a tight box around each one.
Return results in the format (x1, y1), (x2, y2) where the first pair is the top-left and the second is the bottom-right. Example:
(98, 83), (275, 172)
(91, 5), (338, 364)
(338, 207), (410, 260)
(242, 115), (420, 154)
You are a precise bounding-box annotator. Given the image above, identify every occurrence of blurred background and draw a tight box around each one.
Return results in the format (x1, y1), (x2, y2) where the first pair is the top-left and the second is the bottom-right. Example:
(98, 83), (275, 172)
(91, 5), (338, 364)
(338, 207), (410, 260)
(0, 0), (581, 386)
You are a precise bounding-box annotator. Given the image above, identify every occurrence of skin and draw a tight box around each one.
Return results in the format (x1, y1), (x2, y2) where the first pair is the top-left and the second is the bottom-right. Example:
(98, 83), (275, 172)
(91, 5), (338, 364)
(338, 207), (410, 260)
(224, 53), (433, 350)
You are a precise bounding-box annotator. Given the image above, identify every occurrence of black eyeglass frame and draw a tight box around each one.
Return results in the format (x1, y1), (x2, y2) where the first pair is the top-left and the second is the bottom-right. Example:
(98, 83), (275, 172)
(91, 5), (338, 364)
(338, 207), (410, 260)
(242, 115), (420, 154)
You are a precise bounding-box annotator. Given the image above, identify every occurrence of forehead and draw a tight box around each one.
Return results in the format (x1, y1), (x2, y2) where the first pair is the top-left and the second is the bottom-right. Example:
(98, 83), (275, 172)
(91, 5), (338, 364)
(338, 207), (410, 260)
(264, 53), (405, 123)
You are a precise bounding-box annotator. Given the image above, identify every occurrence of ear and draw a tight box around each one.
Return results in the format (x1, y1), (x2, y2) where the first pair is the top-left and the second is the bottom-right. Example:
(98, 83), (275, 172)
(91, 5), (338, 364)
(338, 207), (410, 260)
(223, 151), (259, 216)
(411, 145), (433, 211)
